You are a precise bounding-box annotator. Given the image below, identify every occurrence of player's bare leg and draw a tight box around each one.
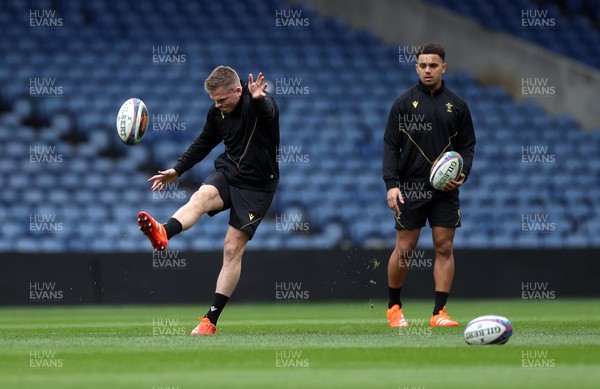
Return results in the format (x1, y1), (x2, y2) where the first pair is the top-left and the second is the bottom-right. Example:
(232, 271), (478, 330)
(387, 229), (420, 327)
(388, 229), (421, 288)
(139, 184), (224, 250)
(430, 226), (459, 326)
(216, 226), (249, 296)
(191, 226), (249, 335)
(432, 226), (455, 292)
(172, 184), (224, 230)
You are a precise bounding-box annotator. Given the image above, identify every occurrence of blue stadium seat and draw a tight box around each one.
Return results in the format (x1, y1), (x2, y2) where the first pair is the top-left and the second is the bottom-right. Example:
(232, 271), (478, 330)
(0, 0), (598, 251)
(423, 0), (600, 68)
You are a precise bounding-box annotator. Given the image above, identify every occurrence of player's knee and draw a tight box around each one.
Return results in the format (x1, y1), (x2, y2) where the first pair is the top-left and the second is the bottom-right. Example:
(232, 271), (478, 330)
(189, 189), (204, 206)
(190, 186), (218, 207)
(223, 236), (245, 263)
(395, 244), (417, 259)
(434, 239), (454, 259)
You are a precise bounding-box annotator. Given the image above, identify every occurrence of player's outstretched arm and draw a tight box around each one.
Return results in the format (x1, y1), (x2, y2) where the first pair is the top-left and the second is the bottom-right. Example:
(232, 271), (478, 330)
(248, 72), (277, 121)
(248, 72), (267, 99)
(147, 168), (179, 191)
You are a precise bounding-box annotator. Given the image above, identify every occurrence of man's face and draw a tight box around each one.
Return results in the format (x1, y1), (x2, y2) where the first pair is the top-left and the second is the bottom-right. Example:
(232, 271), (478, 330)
(415, 54), (446, 90)
(210, 86), (242, 115)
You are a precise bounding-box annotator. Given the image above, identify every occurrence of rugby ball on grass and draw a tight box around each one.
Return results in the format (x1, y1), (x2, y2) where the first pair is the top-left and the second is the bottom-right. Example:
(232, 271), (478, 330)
(116, 98), (148, 145)
(429, 151), (463, 190)
(464, 315), (513, 345)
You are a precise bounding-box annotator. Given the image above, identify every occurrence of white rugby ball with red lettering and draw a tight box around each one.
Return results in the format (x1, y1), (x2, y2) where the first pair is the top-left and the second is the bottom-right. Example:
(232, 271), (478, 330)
(464, 315), (513, 345)
(430, 151), (463, 190)
(116, 98), (148, 145)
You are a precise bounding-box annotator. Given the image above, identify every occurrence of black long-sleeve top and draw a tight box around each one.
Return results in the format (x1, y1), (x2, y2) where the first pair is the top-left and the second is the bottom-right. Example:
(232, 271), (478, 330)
(173, 83), (280, 192)
(383, 80), (476, 191)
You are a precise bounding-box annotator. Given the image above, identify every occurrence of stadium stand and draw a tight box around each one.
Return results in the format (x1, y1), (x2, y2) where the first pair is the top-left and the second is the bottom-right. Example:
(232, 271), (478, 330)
(424, 0), (600, 68)
(0, 0), (598, 252)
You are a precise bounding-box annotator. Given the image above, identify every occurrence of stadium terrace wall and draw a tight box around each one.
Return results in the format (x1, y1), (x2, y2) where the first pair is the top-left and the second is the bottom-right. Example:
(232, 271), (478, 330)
(1, 249), (599, 305)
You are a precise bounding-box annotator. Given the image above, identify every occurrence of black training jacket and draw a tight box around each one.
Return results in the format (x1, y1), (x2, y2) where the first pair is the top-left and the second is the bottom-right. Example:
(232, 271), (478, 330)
(383, 80), (476, 191)
(173, 83), (280, 192)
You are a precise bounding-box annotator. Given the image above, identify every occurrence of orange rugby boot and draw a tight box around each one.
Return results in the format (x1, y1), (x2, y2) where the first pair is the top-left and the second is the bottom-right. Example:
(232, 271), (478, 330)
(387, 304), (409, 327)
(190, 317), (217, 335)
(137, 211), (168, 250)
(430, 306), (459, 327)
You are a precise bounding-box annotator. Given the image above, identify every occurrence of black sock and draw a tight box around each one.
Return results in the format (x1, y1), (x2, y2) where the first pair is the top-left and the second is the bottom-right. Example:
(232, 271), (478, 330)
(163, 218), (183, 240)
(433, 291), (449, 315)
(205, 293), (229, 325)
(388, 287), (402, 309)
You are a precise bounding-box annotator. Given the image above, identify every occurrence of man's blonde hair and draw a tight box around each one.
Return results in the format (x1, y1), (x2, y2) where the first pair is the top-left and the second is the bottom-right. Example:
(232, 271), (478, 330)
(204, 65), (241, 93)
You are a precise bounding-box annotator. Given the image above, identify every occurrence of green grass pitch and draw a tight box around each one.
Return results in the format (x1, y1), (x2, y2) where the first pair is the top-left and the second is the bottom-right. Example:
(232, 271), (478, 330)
(1, 299), (599, 388)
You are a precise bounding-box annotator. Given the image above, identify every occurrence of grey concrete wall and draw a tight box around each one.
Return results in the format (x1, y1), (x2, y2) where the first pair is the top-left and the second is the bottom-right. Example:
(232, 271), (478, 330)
(287, 0), (600, 129)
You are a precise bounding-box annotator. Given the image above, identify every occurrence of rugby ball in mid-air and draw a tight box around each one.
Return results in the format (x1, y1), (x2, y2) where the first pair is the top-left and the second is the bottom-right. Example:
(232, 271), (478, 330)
(464, 315), (513, 345)
(429, 151), (463, 190)
(116, 98), (148, 145)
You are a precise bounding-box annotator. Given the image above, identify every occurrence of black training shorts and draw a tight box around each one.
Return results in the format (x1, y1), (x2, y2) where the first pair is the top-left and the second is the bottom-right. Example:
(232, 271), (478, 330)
(203, 171), (274, 239)
(394, 181), (461, 230)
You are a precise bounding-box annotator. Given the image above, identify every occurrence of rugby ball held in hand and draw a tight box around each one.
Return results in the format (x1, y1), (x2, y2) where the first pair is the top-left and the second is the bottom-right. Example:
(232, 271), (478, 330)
(464, 315), (513, 345)
(116, 98), (148, 145)
(429, 151), (463, 190)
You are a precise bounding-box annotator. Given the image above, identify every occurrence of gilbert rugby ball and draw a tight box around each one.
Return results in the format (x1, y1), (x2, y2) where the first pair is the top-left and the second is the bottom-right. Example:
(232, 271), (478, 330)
(464, 315), (513, 345)
(429, 151), (463, 190)
(116, 98), (148, 145)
